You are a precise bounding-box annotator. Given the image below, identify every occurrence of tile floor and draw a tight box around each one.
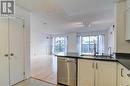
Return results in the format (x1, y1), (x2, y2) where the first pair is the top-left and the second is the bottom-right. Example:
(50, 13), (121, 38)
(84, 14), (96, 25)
(15, 78), (57, 86)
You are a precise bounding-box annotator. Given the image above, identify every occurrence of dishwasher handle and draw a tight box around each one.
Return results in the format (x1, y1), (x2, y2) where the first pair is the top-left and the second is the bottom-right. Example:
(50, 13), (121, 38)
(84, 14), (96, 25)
(66, 60), (76, 63)
(58, 57), (76, 63)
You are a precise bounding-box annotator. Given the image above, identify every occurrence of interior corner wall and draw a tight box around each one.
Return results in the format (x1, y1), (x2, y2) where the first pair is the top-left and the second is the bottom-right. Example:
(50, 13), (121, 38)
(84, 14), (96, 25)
(116, 1), (130, 53)
(107, 26), (115, 54)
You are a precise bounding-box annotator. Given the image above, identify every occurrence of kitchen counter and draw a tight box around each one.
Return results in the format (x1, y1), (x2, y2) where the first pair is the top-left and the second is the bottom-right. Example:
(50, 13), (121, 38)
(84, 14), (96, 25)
(56, 53), (117, 61)
(56, 53), (130, 70)
(118, 59), (130, 71)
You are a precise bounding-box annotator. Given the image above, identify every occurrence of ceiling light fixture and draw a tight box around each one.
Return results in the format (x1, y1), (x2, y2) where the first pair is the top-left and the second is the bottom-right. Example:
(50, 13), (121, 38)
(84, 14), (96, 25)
(68, 22), (85, 28)
(74, 22), (83, 25)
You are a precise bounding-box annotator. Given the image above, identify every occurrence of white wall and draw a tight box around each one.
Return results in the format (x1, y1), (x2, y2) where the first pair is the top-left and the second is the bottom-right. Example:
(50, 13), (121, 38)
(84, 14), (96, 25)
(116, 0), (130, 53)
(30, 14), (51, 58)
(30, 33), (51, 57)
(67, 33), (78, 53)
(107, 26), (115, 54)
(15, 6), (31, 79)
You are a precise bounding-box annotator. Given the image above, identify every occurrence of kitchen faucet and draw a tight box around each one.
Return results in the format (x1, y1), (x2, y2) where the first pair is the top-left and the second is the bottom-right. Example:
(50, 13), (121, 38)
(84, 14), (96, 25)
(108, 47), (112, 58)
(94, 43), (97, 56)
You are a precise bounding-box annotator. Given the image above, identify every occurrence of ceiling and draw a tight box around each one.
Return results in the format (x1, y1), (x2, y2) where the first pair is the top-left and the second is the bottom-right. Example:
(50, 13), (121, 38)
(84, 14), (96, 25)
(16, 0), (115, 33)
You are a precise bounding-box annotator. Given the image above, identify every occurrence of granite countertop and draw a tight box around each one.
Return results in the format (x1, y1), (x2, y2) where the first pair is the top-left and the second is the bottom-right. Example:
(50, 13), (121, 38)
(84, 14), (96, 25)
(56, 53), (117, 61)
(118, 59), (130, 71)
(56, 53), (130, 70)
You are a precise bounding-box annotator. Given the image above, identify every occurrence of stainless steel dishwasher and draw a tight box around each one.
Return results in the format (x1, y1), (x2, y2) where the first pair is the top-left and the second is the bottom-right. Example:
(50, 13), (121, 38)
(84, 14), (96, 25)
(57, 57), (77, 86)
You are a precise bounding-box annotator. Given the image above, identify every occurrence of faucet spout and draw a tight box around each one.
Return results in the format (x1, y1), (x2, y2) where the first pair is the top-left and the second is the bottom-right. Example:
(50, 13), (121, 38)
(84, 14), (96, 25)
(108, 47), (112, 58)
(94, 43), (96, 56)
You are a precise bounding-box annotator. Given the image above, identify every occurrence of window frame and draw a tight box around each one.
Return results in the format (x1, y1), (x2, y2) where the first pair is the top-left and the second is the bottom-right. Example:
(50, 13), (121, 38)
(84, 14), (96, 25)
(80, 35), (100, 55)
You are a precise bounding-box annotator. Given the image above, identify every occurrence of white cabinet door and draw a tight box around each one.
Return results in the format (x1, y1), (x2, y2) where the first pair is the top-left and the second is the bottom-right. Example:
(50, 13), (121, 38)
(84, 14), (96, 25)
(128, 76), (130, 86)
(126, 8), (130, 40)
(118, 63), (130, 86)
(9, 18), (25, 85)
(125, 69), (130, 86)
(118, 64), (126, 86)
(95, 61), (117, 86)
(78, 59), (94, 86)
(0, 18), (9, 86)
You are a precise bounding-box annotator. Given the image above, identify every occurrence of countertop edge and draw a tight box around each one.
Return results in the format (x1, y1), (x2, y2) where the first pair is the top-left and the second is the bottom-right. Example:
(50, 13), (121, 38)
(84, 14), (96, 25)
(56, 55), (130, 71)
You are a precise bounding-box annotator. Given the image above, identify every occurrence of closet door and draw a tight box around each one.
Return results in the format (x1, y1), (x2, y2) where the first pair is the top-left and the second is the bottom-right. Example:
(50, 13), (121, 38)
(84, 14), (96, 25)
(0, 18), (9, 86)
(9, 18), (25, 85)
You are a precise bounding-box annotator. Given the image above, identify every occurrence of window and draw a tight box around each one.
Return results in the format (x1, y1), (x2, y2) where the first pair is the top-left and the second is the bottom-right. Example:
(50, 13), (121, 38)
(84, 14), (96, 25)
(80, 35), (104, 55)
(52, 36), (67, 55)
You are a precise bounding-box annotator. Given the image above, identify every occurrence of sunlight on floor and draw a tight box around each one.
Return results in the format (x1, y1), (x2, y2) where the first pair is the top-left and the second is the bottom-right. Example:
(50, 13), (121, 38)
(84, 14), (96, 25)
(31, 55), (57, 85)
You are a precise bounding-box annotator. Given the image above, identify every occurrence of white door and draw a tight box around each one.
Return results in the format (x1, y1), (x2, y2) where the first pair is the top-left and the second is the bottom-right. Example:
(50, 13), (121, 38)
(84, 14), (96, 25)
(9, 18), (25, 85)
(78, 59), (95, 86)
(95, 61), (117, 86)
(0, 18), (9, 86)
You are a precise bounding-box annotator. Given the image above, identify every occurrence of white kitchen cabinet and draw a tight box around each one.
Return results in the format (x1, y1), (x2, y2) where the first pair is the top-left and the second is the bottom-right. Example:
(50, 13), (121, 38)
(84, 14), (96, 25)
(78, 59), (117, 86)
(78, 59), (95, 86)
(0, 18), (25, 86)
(95, 61), (117, 86)
(126, 7), (130, 40)
(117, 63), (130, 86)
(128, 76), (130, 86)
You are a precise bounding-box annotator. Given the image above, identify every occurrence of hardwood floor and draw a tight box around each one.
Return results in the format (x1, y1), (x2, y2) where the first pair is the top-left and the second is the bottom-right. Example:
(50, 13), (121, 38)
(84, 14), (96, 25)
(31, 55), (57, 85)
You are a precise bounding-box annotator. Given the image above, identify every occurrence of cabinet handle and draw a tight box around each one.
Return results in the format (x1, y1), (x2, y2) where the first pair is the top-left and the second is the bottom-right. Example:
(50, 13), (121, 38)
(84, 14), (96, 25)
(92, 62), (95, 68)
(96, 63), (98, 69)
(121, 68), (124, 77)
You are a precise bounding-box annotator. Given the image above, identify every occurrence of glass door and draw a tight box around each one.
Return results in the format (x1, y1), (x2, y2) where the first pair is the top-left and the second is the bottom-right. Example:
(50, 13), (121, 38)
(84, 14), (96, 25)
(80, 35), (105, 55)
(52, 36), (67, 55)
(81, 35), (99, 55)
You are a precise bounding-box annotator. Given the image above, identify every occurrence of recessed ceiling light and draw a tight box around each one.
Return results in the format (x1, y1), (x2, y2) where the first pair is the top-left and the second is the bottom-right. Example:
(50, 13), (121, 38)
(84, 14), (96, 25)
(67, 22), (85, 28)
(91, 20), (113, 25)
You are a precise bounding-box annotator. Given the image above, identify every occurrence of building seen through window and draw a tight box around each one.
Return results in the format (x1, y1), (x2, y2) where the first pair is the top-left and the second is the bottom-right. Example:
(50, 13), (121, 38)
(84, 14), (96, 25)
(52, 36), (67, 55)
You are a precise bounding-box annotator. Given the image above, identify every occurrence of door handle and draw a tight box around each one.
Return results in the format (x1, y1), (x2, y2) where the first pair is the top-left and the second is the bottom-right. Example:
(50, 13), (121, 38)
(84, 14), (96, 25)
(4, 54), (9, 57)
(10, 53), (14, 56)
